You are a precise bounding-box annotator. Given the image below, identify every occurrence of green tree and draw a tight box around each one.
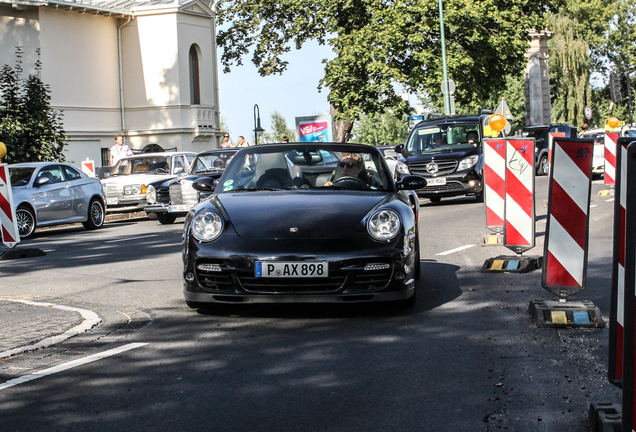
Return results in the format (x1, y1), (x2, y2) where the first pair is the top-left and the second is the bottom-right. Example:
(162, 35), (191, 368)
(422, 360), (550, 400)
(352, 110), (409, 146)
(216, 0), (555, 141)
(548, 14), (592, 128)
(0, 55), (67, 163)
(261, 111), (296, 143)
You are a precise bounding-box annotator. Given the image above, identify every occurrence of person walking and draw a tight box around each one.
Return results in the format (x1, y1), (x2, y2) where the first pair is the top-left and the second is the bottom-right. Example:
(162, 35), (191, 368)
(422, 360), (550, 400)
(109, 134), (133, 166)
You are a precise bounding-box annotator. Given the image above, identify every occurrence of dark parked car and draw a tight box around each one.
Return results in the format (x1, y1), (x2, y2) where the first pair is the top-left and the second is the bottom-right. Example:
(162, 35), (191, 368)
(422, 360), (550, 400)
(394, 112), (493, 203)
(181, 143), (426, 308)
(520, 124), (577, 175)
(8, 162), (106, 238)
(145, 149), (238, 224)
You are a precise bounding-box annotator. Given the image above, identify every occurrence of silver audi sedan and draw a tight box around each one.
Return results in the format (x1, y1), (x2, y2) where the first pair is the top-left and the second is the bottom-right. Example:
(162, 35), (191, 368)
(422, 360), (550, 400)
(8, 162), (106, 238)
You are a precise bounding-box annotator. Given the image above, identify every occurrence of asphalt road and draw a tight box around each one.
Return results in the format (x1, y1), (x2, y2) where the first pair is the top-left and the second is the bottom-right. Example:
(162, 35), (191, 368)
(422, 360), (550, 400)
(0, 176), (620, 431)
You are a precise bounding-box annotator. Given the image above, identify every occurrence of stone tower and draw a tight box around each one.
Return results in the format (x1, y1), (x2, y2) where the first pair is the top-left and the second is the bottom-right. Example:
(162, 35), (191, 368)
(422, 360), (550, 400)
(525, 30), (554, 126)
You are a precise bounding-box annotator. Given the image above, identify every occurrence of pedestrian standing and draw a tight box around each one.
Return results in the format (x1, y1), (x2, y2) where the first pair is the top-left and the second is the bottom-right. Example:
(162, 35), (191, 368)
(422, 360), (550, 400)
(109, 134), (133, 166)
(221, 133), (234, 148)
(237, 136), (250, 147)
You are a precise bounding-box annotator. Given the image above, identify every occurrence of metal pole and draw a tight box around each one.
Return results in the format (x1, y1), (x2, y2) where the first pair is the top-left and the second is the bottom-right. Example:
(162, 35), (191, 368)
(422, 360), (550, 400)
(438, 0), (451, 115)
(253, 104), (260, 146)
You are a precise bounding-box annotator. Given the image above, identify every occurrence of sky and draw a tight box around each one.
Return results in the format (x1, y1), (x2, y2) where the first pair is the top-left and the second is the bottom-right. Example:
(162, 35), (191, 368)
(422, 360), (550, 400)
(217, 40), (334, 143)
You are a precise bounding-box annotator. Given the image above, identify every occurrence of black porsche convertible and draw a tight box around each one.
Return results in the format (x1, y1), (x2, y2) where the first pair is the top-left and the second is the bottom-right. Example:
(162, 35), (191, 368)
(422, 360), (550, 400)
(182, 143), (426, 308)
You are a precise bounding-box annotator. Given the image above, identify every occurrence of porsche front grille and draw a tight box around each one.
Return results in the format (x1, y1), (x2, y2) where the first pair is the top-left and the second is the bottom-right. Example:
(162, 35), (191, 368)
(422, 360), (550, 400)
(237, 273), (347, 294)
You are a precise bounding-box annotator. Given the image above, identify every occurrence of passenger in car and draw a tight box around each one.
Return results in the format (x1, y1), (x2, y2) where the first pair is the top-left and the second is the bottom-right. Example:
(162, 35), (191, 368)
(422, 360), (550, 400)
(466, 131), (479, 146)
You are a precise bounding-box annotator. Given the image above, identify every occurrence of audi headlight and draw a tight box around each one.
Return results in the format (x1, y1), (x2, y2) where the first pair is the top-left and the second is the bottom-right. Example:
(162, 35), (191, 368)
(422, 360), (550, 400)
(191, 211), (224, 242)
(396, 161), (410, 175)
(146, 185), (157, 204)
(458, 155), (479, 170)
(367, 209), (401, 241)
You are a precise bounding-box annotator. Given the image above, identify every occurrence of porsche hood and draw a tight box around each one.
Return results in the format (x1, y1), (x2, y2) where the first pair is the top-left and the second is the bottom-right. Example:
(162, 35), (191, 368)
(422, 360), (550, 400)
(216, 192), (389, 239)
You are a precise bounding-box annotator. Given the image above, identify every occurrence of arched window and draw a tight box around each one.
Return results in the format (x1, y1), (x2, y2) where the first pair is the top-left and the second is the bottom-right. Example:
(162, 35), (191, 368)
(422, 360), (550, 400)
(189, 45), (201, 105)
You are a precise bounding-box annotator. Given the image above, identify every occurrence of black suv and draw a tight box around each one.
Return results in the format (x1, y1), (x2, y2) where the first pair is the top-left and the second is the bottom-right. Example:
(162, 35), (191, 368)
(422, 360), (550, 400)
(520, 124), (577, 175)
(394, 112), (492, 203)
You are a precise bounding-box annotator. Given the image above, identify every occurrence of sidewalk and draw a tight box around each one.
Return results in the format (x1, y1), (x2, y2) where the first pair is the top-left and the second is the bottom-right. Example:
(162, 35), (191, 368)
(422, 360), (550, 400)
(0, 298), (101, 360)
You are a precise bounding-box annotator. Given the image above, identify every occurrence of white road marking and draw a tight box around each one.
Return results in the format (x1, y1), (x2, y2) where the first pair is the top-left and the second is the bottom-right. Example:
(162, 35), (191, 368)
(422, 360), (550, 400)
(436, 244), (476, 256)
(106, 234), (158, 243)
(590, 205), (597, 208)
(606, 198), (615, 202)
(0, 343), (148, 391)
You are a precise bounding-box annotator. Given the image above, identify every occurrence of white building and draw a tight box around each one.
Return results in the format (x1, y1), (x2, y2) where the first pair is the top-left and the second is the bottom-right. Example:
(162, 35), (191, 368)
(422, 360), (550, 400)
(0, 0), (222, 167)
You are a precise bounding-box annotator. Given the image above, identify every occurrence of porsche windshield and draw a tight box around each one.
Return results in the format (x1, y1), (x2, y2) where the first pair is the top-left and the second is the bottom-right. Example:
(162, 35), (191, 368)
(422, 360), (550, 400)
(219, 146), (392, 192)
(406, 123), (481, 153)
(110, 156), (170, 176)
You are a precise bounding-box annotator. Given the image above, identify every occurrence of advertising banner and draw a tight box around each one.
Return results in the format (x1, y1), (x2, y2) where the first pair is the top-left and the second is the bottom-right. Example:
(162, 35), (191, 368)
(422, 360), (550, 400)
(295, 115), (334, 142)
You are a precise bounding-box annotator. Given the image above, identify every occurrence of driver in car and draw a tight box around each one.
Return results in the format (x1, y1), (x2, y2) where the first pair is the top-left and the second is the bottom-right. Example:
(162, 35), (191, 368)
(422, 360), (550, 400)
(323, 153), (365, 187)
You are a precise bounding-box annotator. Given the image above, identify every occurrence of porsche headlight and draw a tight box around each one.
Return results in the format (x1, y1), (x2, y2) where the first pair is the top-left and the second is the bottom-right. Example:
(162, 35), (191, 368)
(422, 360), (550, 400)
(458, 155), (479, 170)
(396, 161), (411, 175)
(367, 209), (401, 241)
(191, 211), (224, 242)
(146, 185), (157, 204)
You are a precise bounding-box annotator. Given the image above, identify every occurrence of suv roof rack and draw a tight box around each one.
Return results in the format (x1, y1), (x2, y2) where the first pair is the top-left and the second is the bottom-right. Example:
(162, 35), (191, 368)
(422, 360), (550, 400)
(478, 109), (493, 115)
(426, 113), (444, 120)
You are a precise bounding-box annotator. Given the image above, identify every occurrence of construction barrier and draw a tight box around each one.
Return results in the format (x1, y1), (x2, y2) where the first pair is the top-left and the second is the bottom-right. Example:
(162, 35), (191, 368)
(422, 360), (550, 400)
(547, 132), (566, 174)
(605, 132), (619, 185)
(542, 137), (593, 299)
(609, 137), (634, 387)
(81, 158), (95, 177)
(504, 139), (535, 254)
(483, 138), (506, 232)
(620, 141), (636, 431)
(0, 164), (19, 248)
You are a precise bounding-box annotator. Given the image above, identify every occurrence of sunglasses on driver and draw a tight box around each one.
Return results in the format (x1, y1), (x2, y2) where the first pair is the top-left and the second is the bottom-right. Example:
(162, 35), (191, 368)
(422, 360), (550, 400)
(339, 161), (360, 168)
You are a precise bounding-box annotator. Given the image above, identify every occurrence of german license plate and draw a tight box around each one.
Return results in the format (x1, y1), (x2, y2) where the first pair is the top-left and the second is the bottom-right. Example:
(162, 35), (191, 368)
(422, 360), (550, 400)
(106, 197), (119, 205)
(255, 261), (328, 278)
(168, 205), (189, 212)
(427, 177), (446, 186)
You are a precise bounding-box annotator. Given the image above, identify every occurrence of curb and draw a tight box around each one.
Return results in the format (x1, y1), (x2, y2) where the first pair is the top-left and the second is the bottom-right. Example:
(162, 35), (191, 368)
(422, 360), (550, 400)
(0, 298), (102, 360)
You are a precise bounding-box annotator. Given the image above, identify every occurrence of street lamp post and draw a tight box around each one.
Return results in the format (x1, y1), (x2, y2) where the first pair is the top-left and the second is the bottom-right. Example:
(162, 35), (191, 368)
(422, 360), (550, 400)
(438, 0), (451, 115)
(253, 104), (265, 145)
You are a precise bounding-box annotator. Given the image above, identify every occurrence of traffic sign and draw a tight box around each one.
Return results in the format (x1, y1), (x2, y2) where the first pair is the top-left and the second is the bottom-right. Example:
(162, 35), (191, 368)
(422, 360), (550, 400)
(585, 105), (592, 120)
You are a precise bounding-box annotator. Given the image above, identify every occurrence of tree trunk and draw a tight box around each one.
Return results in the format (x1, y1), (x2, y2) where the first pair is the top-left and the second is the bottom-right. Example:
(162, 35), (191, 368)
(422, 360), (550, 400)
(330, 104), (354, 142)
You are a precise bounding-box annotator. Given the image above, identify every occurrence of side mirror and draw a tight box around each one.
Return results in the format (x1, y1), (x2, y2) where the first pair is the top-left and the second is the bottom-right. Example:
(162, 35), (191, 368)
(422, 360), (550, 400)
(35, 176), (51, 187)
(394, 144), (404, 154)
(396, 175), (427, 191)
(192, 177), (217, 192)
(174, 167), (184, 174)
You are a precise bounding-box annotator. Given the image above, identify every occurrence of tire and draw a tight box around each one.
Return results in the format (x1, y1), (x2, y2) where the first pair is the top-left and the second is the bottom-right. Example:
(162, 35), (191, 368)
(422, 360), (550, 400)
(414, 232), (421, 280)
(429, 197), (441, 203)
(186, 301), (209, 309)
(157, 213), (177, 225)
(82, 198), (105, 230)
(537, 155), (549, 176)
(16, 205), (36, 239)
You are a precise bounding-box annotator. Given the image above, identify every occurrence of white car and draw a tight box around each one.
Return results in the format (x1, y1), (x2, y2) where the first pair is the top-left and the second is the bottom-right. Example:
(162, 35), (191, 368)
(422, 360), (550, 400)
(581, 126), (636, 175)
(101, 152), (195, 212)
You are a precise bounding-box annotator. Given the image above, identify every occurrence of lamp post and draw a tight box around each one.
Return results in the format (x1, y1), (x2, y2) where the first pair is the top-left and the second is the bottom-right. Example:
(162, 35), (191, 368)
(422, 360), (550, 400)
(438, 0), (451, 115)
(253, 104), (265, 145)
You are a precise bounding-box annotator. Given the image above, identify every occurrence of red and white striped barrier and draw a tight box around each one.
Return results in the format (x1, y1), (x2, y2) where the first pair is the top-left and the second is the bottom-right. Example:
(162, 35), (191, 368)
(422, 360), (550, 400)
(483, 139), (506, 231)
(610, 138), (630, 386)
(542, 138), (593, 296)
(605, 132), (619, 185)
(504, 139), (535, 253)
(81, 158), (95, 177)
(0, 164), (20, 248)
